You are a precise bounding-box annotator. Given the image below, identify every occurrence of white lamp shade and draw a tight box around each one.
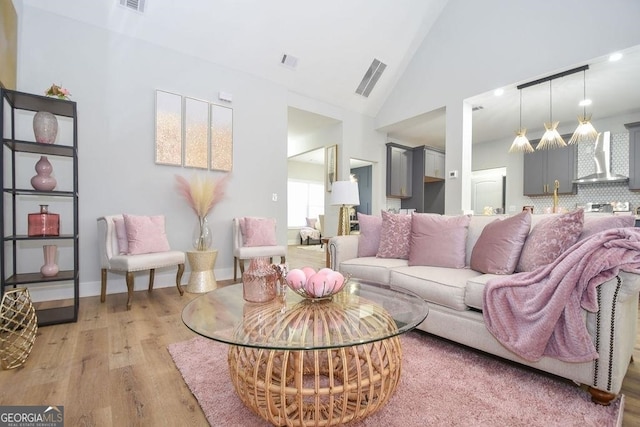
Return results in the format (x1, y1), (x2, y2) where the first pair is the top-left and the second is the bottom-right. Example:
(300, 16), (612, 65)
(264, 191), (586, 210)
(330, 181), (360, 206)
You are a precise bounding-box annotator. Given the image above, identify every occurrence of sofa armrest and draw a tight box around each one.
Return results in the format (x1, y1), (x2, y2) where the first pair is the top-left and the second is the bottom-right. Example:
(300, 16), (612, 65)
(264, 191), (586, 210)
(328, 235), (360, 270)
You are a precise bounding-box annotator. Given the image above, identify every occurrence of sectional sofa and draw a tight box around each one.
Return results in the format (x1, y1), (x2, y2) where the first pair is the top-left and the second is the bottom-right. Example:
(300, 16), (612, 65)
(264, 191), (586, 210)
(328, 210), (640, 404)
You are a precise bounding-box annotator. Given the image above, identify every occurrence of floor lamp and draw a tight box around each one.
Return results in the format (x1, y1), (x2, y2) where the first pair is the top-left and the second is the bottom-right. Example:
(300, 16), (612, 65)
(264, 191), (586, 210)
(330, 181), (360, 236)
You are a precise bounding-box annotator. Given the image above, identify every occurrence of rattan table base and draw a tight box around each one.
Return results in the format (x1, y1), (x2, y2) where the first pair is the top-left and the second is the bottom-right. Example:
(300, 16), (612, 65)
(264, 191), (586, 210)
(228, 336), (402, 426)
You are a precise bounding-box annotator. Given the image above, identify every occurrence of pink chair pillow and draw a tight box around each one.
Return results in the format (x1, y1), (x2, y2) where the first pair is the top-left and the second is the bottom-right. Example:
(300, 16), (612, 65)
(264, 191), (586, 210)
(243, 217), (277, 247)
(113, 217), (129, 254)
(408, 214), (470, 268)
(578, 215), (635, 241)
(470, 211), (531, 274)
(516, 209), (584, 272)
(357, 213), (383, 257)
(122, 214), (171, 255)
(376, 211), (412, 259)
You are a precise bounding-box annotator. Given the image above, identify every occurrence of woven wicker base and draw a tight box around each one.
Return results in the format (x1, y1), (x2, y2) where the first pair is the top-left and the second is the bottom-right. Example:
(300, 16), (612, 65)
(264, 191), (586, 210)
(0, 288), (38, 370)
(228, 337), (402, 426)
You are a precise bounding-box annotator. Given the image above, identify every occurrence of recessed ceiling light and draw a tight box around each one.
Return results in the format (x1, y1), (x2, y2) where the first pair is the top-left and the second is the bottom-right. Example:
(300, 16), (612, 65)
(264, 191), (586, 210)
(579, 99), (592, 107)
(609, 52), (623, 62)
(494, 88), (504, 96)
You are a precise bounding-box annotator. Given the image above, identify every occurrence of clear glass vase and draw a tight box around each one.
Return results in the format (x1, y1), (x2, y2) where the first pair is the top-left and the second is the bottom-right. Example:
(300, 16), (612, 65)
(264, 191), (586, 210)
(192, 216), (212, 251)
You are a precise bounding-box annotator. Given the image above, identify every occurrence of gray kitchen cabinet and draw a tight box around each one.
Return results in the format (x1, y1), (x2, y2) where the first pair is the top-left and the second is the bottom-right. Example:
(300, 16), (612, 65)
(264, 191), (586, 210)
(523, 137), (576, 196)
(386, 143), (412, 198)
(626, 122), (640, 190)
(424, 148), (445, 180)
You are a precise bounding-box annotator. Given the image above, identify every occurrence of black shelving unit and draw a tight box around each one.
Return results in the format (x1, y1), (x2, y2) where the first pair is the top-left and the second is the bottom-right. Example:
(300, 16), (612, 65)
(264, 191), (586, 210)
(1, 88), (79, 326)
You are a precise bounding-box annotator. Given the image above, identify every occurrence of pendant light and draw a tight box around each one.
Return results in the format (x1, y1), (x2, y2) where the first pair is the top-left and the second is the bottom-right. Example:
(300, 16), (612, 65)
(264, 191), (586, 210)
(509, 89), (534, 153)
(568, 69), (598, 144)
(537, 80), (566, 150)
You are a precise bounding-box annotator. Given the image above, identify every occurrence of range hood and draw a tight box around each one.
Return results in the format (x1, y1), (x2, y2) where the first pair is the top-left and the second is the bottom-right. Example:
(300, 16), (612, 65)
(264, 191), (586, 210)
(573, 131), (629, 184)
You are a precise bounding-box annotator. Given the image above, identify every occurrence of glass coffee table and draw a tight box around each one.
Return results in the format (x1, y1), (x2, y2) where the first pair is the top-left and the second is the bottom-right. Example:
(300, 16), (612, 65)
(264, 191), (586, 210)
(182, 280), (428, 426)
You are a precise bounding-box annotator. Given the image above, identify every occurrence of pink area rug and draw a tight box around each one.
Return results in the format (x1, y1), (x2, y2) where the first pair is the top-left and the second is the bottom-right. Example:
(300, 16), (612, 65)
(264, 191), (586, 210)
(168, 331), (623, 426)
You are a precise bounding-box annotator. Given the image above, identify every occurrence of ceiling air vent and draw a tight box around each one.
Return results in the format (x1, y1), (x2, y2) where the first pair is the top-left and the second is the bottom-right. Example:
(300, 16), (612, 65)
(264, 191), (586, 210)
(355, 58), (387, 97)
(119, 0), (146, 13)
(281, 54), (299, 70)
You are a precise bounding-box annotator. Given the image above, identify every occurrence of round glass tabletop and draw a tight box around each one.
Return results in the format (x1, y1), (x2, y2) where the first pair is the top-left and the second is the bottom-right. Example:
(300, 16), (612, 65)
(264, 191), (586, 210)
(182, 280), (429, 351)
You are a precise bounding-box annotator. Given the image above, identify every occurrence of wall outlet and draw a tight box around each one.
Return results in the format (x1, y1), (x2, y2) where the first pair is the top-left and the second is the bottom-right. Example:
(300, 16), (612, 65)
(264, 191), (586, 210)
(449, 170), (458, 179)
(272, 193), (278, 202)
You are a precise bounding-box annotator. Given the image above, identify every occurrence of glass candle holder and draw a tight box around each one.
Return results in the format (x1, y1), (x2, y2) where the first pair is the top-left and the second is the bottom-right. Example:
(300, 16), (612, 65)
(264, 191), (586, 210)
(28, 205), (60, 237)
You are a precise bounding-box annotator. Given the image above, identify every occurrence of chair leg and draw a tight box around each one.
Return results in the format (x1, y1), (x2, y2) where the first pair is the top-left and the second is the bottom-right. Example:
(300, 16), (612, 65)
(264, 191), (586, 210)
(280, 256), (286, 265)
(239, 259), (245, 277)
(148, 269), (155, 292)
(126, 272), (135, 310)
(234, 257), (238, 281)
(100, 269), (107, 303)
(176, 263), (185, 296)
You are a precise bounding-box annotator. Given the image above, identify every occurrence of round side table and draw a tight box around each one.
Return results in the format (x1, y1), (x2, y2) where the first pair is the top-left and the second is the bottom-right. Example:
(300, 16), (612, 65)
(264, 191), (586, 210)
(185, 250), (218, 293)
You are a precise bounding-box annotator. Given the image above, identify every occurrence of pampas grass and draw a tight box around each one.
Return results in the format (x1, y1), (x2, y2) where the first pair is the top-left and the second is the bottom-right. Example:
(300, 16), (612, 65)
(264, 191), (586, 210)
(175, 174), (228, 219)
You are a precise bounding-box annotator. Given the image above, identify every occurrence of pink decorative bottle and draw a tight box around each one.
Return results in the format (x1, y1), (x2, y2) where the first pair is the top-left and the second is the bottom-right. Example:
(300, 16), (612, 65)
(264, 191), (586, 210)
(28, 205), (60, 237)
(242, 257), (277, 303)
(40, 245), (59, 277)
(30, 156), (57, 191)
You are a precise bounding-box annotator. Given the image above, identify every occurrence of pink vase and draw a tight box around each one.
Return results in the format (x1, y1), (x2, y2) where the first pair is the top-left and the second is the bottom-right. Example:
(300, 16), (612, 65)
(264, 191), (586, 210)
(242, 257), (277, 303)
(33, 111), (58, 144)
(30, 156), (57, 191)
(40, 245), (59, 277)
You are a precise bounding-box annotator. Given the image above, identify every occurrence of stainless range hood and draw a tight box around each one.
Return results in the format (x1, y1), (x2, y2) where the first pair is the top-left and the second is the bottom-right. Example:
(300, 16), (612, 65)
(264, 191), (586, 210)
(573, 131), (629, 184)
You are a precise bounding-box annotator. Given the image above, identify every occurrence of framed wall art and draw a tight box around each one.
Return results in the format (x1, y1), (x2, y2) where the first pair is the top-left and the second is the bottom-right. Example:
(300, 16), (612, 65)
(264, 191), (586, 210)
(325, 144), (337, 191)
(155, 90), (183, 166)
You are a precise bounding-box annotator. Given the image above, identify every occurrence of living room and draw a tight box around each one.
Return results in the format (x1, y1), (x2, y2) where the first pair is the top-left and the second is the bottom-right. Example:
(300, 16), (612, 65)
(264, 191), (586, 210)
(2, 0), (640, 425)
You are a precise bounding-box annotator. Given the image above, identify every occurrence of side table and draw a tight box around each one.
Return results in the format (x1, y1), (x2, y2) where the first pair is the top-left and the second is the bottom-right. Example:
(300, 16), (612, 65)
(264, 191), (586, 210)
(185, 250), (218, 293)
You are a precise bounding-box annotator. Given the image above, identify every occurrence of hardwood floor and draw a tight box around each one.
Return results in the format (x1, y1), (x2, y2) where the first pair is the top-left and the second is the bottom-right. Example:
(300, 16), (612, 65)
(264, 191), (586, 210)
(0, 244), (638, 426)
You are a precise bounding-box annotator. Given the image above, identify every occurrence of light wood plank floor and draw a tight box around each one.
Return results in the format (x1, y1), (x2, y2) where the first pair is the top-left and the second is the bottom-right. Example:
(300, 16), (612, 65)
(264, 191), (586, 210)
(0, 244), (638, 426)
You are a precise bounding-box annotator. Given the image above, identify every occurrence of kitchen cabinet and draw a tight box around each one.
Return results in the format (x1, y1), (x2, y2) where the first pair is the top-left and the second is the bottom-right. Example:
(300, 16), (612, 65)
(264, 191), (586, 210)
(523, 137), (576, 196)
(400, 146), (445, 214)
(424, 148), (445, 181)
(626, 122), (640, 190)
(1, 88), (79, 326)
(386, 143), (412, 198)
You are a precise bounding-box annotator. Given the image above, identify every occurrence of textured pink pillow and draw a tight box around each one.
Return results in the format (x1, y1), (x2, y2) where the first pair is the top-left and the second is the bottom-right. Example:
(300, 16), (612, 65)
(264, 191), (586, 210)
(306, 217), (318, 229)
(243, 217), (277, 246)
(113, 217), (129, 254)
(516, 209), (584, 272)
(408, 214), (470, 268)
(579, 215), (635, 241)
(470, 211), (531, 274)
(357, 213), (382, 257)
(376, 211), (412, 259)
(123, 214), (171, 255)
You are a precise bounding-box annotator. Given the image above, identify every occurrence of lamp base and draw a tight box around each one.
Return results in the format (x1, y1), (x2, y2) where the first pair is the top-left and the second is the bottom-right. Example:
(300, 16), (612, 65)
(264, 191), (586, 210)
(337, 205), (351, 236)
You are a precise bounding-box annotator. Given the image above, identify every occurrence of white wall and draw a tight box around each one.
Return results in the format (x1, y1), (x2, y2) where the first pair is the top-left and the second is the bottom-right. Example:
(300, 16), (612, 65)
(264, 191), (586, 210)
(14, 5), (383, 299)
(377, 0), (640, 214)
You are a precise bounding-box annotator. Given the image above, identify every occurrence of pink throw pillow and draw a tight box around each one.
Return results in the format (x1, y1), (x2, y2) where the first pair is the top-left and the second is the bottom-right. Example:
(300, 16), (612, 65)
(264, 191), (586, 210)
(123, 214), (171, 255)
(306, 217), (318, 229)
(243, 217), (277, 246)
(408, 214), (471, 268)
(578, 215), (635, 241)
(516, 209), (584, 272)
(113, 217), (129, 254)
(470, 211), (531, 274)
(376, 211), (412, 259)
(357, 213), (382, 257)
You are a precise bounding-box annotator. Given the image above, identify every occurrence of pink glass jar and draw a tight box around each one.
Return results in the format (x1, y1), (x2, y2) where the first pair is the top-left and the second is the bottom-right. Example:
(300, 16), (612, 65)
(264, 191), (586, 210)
(28, 205), (59, 237)
(242, 257), (277, 303)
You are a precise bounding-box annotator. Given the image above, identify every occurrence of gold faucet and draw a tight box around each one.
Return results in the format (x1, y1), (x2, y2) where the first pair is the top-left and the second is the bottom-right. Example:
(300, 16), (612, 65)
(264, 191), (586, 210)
(552, 180), (559, 213)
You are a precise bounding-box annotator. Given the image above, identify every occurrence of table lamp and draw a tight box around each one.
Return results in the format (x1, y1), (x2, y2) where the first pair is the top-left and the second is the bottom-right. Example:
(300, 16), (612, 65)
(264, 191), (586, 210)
(330, 181), (360, 236)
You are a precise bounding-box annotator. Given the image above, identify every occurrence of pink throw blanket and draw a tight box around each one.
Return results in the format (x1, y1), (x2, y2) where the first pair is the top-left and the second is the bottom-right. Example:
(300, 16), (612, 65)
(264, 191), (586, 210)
(483, 227), (640, 363)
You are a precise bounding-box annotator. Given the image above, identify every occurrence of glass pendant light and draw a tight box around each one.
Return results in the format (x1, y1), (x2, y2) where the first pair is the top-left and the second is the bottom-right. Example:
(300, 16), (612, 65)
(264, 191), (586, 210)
(537, 80), (566, 150)
(509, 89), (534, 153)
(568, 70), (598, 144)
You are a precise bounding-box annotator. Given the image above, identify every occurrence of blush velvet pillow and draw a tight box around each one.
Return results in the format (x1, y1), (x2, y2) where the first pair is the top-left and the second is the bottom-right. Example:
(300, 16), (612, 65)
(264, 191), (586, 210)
(357, 213), (383, 257)
(578, 214), (635, 241)
(408, 214), (471, 268)
(243, 217), (277, 246)
(113, 217), (129, 254)
(122, 214), (171, 255)
(516, 209), (584, 272)
(470, 211), (531, 274)
(376, 211), (412, 259)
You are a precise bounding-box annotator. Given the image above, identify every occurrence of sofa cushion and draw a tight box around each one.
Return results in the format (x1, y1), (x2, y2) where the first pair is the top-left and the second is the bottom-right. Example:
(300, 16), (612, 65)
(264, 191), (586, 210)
(465, 273), (501, 310)
(516, 209), (584, 272)
(340, 256), (407, 285)
(123, 214), (171, 255)
(408, 214), (470, 268)
(357, 212), (382, 257)
(466, 215), (507, 266)
(579, 214), (635, 241)
(390, 266), (482, 311)
(377, 211), (412, 259)
(470, 211), (531, 274)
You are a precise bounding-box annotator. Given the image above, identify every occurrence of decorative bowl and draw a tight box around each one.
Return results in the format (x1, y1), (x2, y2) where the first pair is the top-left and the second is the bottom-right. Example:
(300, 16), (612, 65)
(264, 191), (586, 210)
(285, 267), (348, 300)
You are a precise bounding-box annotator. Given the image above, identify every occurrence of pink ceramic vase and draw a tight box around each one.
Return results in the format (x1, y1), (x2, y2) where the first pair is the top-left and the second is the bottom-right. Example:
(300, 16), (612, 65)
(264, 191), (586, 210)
(40, 245), (59, 277)
(30, 156), (57, 191)
(33, 111), (58, 144)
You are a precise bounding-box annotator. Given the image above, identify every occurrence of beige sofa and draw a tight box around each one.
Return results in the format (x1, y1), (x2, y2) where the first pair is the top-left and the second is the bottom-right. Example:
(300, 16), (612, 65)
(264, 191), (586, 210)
(328, 213), (640, 404)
